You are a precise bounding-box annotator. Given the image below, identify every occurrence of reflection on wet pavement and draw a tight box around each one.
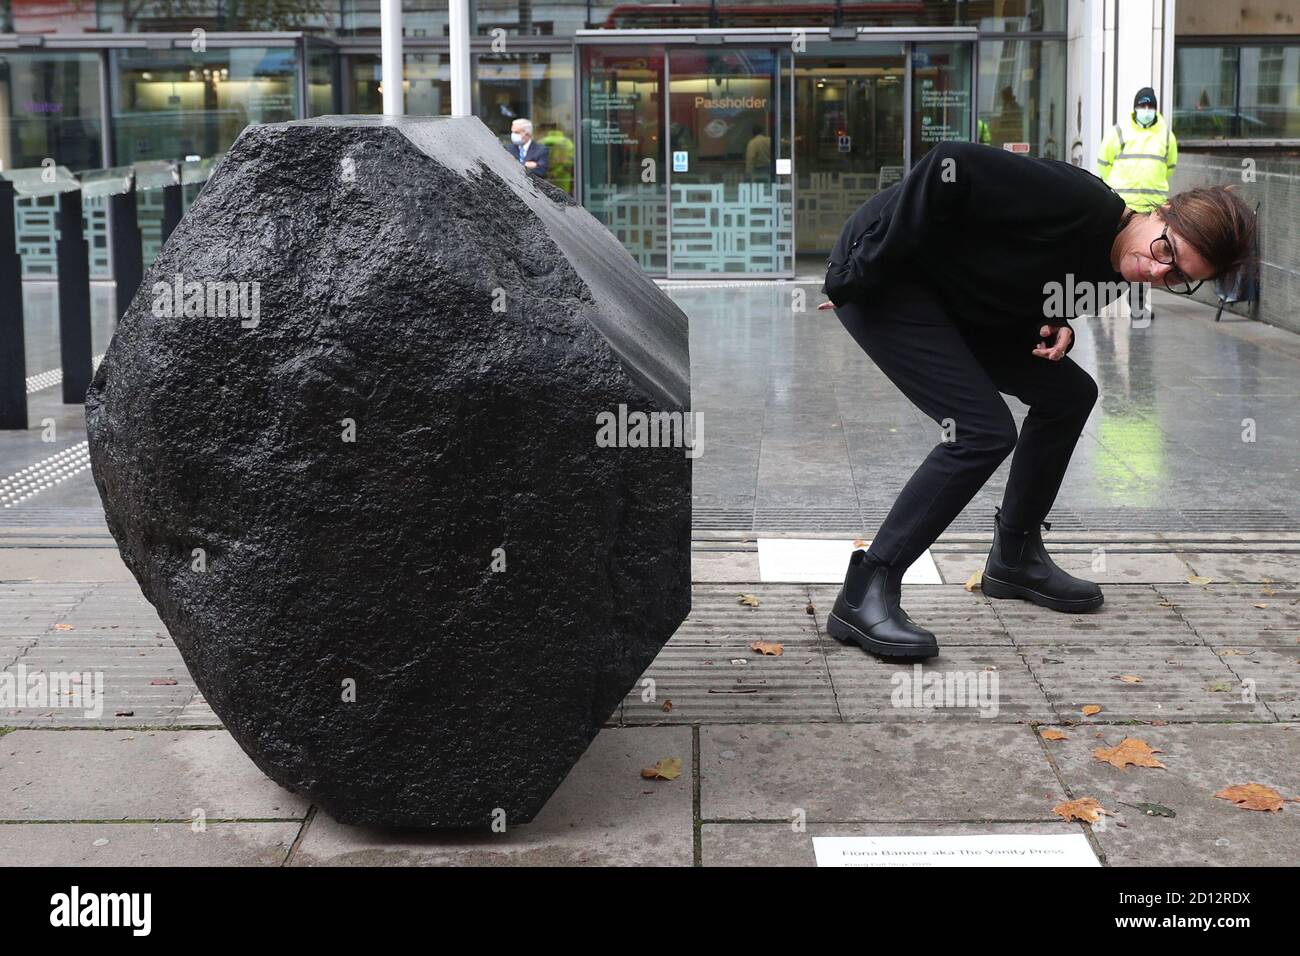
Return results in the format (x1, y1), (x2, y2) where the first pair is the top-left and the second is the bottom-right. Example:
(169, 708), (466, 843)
(672, 281), (1299, 532)
(4, 278), (1298, 533)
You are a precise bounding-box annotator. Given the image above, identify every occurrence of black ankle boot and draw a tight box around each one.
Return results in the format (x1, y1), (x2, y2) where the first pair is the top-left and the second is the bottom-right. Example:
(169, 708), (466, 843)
(827, 550), (938, 658)
(982, 507), (1103, 613)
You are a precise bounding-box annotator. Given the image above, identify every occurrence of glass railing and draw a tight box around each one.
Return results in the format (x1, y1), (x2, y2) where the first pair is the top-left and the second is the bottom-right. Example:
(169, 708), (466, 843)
(1, 155), (226, 280)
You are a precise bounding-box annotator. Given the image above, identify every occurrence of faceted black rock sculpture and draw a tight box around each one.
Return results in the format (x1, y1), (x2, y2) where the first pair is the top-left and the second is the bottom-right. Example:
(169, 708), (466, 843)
(85, 116), (692, 829)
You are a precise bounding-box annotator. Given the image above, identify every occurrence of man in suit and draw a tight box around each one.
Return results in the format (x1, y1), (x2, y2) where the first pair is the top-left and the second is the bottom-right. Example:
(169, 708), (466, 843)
(508, 118), (550, 180)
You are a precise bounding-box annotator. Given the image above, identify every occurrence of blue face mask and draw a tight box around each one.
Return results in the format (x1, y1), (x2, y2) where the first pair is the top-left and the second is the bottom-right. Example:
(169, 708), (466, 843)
(1135, 108), (1156, 127)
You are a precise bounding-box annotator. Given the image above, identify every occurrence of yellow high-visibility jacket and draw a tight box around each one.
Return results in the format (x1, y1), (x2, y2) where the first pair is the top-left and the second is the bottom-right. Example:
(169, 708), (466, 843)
(1097, 112), (1177, 212)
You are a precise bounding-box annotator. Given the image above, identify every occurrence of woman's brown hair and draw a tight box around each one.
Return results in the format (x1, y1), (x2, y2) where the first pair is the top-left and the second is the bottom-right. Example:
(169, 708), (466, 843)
(1161, 185), (1257, 281)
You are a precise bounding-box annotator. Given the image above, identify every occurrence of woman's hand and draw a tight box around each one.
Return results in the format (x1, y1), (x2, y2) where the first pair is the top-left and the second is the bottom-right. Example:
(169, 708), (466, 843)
(1032, 323), (1072, 361)
(817, 300), (836, 311)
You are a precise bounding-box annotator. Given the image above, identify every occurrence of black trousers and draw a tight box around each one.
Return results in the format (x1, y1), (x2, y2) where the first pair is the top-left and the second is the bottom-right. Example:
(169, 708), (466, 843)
(835, 274), (1099, 571)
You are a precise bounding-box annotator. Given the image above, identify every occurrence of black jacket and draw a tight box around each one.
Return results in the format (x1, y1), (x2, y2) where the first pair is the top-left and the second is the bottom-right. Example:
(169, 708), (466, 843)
(824, 141), (1128, 352)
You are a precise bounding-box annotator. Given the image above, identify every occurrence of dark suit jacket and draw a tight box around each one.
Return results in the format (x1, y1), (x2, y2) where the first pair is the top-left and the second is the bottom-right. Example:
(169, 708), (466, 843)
(506, 138), (550, 179)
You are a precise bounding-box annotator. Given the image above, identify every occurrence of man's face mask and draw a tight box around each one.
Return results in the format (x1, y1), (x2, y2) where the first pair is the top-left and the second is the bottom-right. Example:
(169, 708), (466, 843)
(1135, 108), (1156, 127)
(511, 131), (526, 145)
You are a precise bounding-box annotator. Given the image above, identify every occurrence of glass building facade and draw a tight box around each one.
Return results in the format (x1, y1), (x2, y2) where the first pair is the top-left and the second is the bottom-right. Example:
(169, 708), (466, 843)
(21, 0), (1260, 277)
(1174, 41), (1300, 140)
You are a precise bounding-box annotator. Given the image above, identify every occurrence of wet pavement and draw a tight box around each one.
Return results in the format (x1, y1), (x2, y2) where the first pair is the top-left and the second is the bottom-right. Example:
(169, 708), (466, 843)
(7, 279), (1300, 529)
(670, 280), (1300, 534)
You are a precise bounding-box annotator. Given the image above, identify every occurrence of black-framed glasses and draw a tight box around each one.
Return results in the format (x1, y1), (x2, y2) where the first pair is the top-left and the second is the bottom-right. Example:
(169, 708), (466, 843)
(1150, 225), (1204, 295)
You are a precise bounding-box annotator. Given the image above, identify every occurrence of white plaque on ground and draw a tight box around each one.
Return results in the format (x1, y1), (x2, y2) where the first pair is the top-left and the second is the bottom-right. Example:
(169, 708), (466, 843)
(813, 834), (1100, 867)
(756, 538), (941, 584)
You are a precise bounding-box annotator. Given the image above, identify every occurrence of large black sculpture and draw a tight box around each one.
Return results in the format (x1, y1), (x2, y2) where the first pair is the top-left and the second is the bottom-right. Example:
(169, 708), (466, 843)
(86, 116), (692, 829)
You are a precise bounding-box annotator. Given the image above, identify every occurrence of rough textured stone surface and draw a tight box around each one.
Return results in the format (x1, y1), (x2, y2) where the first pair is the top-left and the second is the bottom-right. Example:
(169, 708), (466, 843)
(85, 115), (692, 829)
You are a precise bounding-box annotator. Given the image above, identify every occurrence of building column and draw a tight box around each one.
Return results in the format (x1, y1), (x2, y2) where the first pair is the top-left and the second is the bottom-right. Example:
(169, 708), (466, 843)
(1069, 0), (1177, 174)
(381, 0), (404, 115)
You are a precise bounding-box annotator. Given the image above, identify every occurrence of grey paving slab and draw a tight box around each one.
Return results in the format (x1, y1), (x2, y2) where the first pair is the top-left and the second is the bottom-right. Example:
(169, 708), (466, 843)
(809, 584), (1013, 647)
(290, 727), (693, 866)
(933, 549), (1195, 586)
(1043, 723), (1300, 867)
(1177, 552), (1300, 583)
(699, 723), (1066, 823)
(0, 730), (309, 821)
(1156, 583), (1300, 647)
(824, 646), (1053, 723)
(0, 821), (299, 866)
(702, 820), (1085, 867)
(0, 549), (135, 583)
(1213, 646), (1300, 721)
(1022, 645), (1272, 722)
(691, 547), (761, 582)
(990, 585), (1201, 645)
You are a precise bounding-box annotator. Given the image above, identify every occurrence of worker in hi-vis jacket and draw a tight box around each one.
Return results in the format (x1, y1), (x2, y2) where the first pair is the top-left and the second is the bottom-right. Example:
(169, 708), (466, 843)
(1098, 87), (1179, 320)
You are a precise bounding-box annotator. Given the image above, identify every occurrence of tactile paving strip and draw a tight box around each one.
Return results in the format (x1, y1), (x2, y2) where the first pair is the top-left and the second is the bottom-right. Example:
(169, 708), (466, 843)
(1, 583), (211, 728)
(624, 584), (836, 724)
(989, 585), (1201, 646)
(1022, 644), (1273, 723)
(1155, 583), (1300, 646)
(824, 645), (1052, 723)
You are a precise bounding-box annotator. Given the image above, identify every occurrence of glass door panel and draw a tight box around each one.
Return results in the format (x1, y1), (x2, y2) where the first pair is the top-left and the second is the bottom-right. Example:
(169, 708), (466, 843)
(911, 42), (973, 161)
(667, 46), (792, 277)
(579, 45), (667, 273)
(792, 43), (906, 270)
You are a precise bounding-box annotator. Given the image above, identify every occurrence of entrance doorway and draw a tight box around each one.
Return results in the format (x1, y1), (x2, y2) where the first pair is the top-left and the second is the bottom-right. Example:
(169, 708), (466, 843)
(792, 45), (906, 274)
(667, 46), (793, 277)
(576, 29), (976, 279)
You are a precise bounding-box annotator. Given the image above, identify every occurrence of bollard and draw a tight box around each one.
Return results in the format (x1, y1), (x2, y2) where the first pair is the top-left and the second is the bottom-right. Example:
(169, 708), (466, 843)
(56, 188), (93, 405)
(0, 179), (26, 429)
(161, 162), (183, 245)
(109, 174), (144, 322)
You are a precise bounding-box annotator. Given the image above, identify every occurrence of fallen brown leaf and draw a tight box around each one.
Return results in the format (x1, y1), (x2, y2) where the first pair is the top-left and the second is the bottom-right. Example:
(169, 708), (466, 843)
(1215, 783), (1286, 812)
(1053, 797), (1111, 824)
(1093, 738), (1167, 770)
(750, 640), (783, 656)
(964, 570), (983, 592)
(737, 593), (760, 607)
(1113, 675), (1143, 684)
(1040, 729), (1068, 741)
(1081, 705), (1102, 716)
(640, 757), (683, 781)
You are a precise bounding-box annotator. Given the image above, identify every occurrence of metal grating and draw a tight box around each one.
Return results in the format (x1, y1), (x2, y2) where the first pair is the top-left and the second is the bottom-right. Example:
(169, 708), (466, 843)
(0, 507), (110, 529)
